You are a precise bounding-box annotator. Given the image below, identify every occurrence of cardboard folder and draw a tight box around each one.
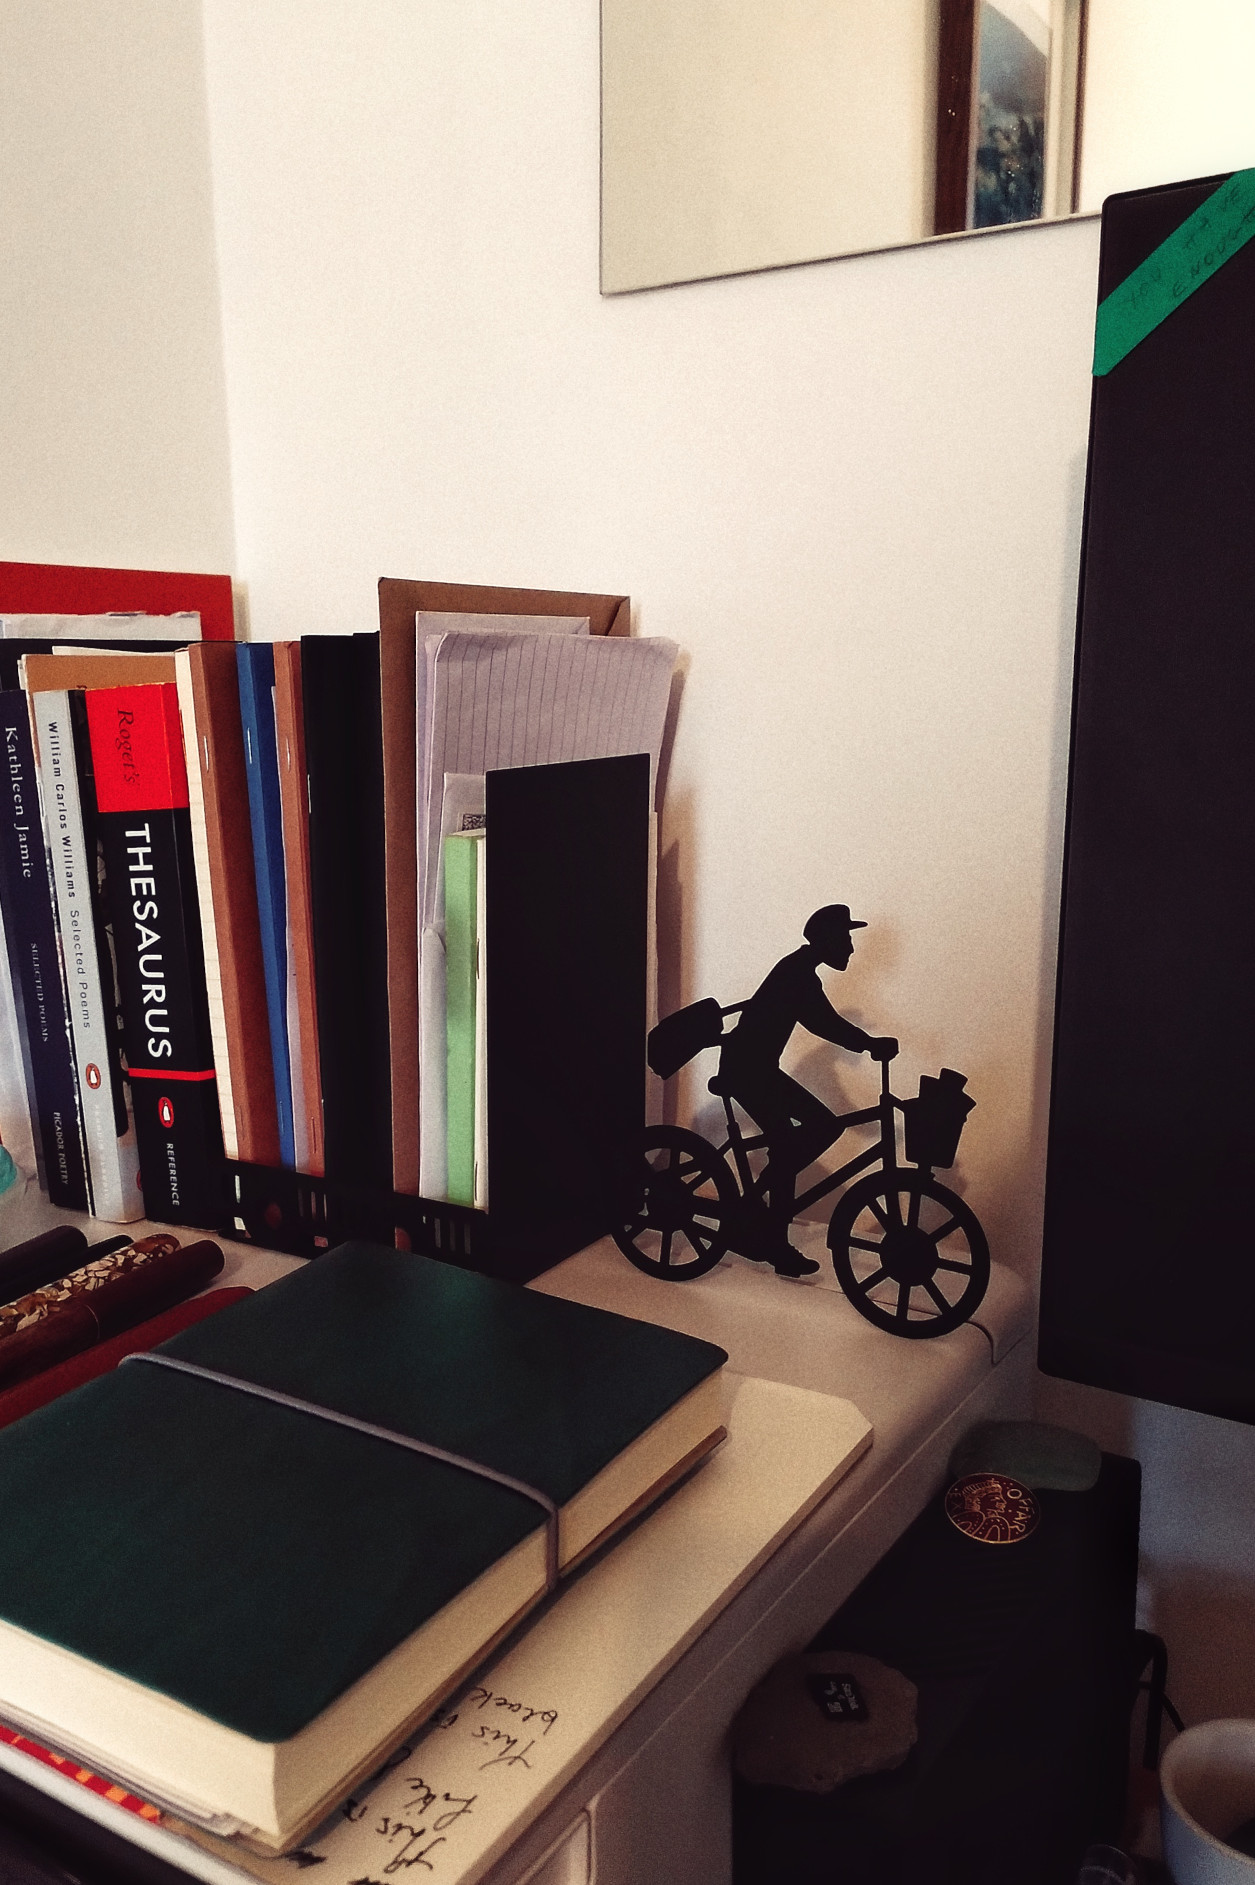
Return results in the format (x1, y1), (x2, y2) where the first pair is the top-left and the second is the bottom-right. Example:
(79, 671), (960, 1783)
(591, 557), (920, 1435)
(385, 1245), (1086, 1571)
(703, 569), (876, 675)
(377, 578), (629, 1196)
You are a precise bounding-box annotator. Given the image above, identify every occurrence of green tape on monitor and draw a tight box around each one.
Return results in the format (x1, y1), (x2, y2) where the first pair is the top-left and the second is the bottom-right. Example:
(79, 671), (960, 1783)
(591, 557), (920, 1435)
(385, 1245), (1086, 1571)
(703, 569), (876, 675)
(1093, 168), (1255, 377)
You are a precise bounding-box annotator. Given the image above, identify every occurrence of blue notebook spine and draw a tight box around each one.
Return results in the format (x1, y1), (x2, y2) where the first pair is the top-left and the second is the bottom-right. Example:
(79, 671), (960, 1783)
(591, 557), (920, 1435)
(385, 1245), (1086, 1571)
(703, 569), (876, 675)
(0, 693), (90, 1208)
(236, 645), (296, 1168)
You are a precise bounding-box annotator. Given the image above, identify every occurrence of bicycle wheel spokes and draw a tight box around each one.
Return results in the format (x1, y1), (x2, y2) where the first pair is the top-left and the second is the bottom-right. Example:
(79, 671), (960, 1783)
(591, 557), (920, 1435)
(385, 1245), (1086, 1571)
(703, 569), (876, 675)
(852, 1265), (888, 1295)
(866, 1191), (893, 1236)
(680, 1224), (719, 1262)
(924, 1277), (952, 1316)
(829, 1171), (991, 1338)
(617, 1126), (737, 1283)
(843, 1206), (888, 1281)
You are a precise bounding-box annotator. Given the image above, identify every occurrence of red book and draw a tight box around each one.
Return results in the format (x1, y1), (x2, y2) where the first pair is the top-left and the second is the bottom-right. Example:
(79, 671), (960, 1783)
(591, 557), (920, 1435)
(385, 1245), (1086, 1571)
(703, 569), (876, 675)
(0, 1286), (252, 1429)
(0, 561), (234, 642)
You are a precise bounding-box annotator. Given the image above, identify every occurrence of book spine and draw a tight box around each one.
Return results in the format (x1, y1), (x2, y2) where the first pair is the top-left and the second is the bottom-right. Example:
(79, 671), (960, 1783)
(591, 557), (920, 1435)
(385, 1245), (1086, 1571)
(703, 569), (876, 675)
(473, 834), (488, 1210)
(174, 645), (280, 1167)
(272, 643), (324, 1175)
(377, 593), (420, 1197)
(0, 561), (235, 640)
(444, 831), (479, 1207)
(85, 683), (226, 1226)
(236, 645), (296, 1167)
(0, 696), (89, 1207)
(302, 635), (392, 1190)
(29, 691), (141, 1221)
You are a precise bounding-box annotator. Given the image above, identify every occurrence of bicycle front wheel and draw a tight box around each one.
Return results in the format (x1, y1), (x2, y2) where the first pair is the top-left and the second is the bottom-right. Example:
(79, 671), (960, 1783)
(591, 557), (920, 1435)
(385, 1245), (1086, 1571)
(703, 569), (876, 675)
(827, 1170), (989, 1338)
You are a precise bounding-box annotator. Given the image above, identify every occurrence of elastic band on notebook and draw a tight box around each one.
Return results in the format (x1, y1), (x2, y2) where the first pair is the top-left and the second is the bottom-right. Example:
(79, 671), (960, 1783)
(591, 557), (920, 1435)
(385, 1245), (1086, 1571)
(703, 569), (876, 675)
(120, 1351), (560, 1591)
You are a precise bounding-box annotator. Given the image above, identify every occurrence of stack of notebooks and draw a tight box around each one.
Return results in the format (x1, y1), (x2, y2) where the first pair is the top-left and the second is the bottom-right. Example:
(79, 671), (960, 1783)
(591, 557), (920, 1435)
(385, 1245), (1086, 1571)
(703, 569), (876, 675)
(0, 1242), (728, 1859)
(0, 564), (677, 1276)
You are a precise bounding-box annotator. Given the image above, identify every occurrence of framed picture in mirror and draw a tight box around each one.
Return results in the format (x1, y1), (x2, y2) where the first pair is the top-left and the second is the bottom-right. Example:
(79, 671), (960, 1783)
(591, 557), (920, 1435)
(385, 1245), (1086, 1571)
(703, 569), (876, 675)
(935, 0), (1087, 235)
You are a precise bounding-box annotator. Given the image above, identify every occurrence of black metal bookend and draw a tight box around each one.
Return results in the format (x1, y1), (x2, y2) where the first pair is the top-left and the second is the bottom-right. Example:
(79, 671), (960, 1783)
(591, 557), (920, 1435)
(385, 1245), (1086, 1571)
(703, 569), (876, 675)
(615, 904), (990, 1338)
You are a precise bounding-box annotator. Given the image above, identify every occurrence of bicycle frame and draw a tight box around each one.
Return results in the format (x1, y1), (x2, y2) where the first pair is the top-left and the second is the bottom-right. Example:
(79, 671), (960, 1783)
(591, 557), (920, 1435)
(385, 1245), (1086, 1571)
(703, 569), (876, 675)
(716, 1053), (904, 1217)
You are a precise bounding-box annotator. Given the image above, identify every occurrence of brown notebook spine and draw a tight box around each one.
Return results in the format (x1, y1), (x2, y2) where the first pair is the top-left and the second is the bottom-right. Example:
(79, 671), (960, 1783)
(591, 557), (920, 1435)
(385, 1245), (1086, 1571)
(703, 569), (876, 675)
(272, 643), (324, 1177)
(175, 644), (280, 1167)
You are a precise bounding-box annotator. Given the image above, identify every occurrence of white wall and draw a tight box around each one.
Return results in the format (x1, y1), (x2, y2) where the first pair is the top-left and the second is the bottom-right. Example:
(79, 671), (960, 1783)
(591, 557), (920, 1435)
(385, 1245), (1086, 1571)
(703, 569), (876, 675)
(0, 0), (234, 1180)
(0, 0), (233, 573)
(201, 0), (1093, 1290)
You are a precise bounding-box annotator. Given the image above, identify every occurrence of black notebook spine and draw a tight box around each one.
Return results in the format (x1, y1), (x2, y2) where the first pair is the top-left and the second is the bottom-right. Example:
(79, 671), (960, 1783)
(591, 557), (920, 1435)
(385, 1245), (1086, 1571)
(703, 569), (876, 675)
(84, 683), (225, 1226)
(0, 694), (89, 1207)
(302, 634), (392, 1190)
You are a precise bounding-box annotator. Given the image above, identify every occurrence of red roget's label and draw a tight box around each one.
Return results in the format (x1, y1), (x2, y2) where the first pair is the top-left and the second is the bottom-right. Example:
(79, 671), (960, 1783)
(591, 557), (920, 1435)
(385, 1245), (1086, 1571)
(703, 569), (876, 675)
(85, 683), (189, 814)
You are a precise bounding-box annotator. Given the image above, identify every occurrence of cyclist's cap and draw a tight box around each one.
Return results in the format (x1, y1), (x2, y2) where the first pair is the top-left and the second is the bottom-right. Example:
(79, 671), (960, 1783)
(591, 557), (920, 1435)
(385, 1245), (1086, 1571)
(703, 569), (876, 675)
(805, 904), (867, 941)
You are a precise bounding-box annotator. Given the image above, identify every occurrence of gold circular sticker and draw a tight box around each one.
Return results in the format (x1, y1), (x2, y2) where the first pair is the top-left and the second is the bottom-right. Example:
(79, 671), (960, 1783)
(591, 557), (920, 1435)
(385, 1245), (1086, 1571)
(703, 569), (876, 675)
(944, 1472), (1040, 1545)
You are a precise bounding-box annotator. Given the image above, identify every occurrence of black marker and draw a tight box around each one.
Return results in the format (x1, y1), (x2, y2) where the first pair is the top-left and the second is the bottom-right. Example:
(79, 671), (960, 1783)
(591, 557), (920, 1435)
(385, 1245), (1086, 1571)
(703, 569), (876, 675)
(0, 1226), (89, 1304)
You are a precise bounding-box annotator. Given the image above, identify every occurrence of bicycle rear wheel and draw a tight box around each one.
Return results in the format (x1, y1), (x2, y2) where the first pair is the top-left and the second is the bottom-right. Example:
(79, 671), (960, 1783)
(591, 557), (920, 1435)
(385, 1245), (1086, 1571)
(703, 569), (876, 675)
(614, 1126), (736, 1282)
(827, 1170), (989, 1338)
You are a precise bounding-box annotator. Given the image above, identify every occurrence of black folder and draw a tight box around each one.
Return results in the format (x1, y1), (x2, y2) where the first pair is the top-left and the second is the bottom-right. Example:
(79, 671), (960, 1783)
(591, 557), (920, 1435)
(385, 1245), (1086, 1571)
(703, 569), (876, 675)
(302, 633), (392, 1192)
(226, 751), (648, 1282)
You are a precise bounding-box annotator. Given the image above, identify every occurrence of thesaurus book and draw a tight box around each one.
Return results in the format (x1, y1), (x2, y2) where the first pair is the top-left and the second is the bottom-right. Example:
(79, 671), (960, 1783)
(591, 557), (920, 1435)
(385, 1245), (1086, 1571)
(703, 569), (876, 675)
(84, 682), (224, 1226)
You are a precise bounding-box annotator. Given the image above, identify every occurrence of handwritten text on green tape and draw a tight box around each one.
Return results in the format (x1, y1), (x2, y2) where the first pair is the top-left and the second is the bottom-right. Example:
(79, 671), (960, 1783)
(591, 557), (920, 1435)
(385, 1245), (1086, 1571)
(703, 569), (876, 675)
(1093, 169), (1255, 378)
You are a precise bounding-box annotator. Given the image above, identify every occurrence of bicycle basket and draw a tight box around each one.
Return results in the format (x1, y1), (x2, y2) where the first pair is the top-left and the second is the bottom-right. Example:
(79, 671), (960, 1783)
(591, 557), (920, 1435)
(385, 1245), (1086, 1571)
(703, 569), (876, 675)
(647, 998), (725, 1079)
(904, 1068), (975, 1169)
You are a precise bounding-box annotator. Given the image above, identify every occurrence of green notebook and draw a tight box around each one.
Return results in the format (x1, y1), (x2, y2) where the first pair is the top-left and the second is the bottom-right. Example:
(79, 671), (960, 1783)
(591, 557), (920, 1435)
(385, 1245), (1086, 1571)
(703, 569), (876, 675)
(0, 1244), (726, 1849)
(444, 828), (483, 1207)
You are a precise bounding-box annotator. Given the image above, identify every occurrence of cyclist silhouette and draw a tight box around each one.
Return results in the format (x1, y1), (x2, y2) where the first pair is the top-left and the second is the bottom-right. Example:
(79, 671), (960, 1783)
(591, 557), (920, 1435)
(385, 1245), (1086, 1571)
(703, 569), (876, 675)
(716, 905), (897, 1277)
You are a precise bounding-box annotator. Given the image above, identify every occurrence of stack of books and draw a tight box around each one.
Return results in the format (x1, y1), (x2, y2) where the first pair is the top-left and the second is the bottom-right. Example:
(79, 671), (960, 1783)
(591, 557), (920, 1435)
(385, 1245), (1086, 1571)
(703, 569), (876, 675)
(0, 564), (678, 1274)
(0, 567), (733, 1876)
(0, 1242), (729, 1862)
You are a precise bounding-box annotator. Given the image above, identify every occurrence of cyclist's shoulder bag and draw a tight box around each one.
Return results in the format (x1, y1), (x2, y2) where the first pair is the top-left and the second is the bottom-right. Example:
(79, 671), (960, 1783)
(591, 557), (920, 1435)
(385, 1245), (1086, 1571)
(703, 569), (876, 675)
(647, 998), (725, 1079)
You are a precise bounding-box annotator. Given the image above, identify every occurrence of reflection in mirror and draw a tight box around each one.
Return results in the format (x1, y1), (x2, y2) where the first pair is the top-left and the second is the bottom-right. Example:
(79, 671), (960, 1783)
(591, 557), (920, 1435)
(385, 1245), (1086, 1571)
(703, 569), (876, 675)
(935, 0), (1084, 233)
(600, 0), (1084, 294)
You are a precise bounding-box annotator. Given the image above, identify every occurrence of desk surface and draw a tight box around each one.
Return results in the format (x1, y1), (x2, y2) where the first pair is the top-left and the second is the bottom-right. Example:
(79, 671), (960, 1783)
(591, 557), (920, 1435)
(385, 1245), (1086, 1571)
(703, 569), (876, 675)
(0, 1196), (1033, 1885)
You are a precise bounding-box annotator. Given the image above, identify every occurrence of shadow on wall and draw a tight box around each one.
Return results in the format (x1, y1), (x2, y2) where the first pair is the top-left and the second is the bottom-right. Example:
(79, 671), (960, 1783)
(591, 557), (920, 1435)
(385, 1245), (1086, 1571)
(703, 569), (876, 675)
(987, 442), (1089, 1283)
(1148, 1567), (1255, 1725)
